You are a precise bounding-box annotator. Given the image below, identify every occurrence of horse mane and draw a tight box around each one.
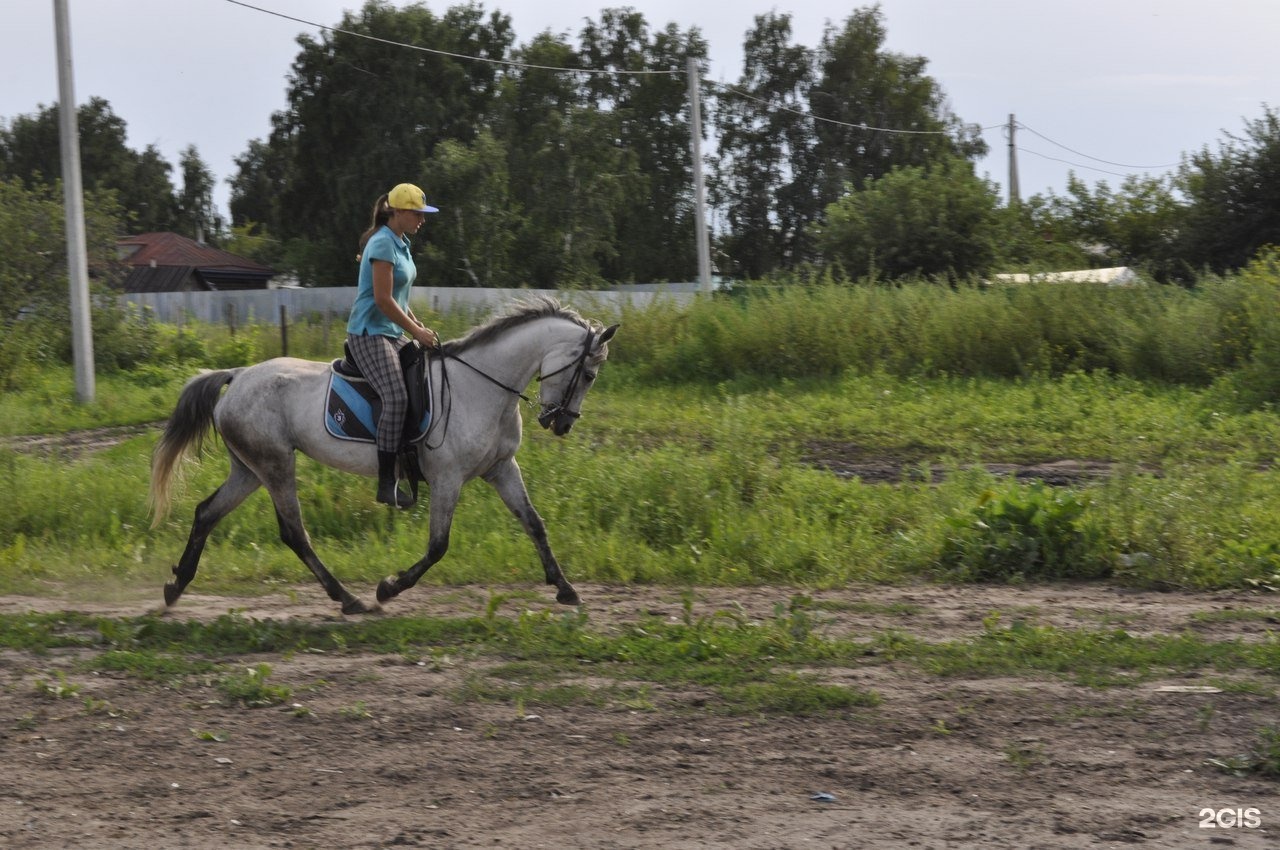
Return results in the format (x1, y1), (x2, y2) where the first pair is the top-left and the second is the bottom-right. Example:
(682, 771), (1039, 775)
(442, 296), (593, 355)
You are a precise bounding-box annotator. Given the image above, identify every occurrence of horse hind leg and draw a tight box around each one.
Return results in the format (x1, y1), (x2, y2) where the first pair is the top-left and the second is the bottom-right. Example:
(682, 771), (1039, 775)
(165, 457), (260, 607)
(258, 460), (378, 615)
(377, 479), (461, 604)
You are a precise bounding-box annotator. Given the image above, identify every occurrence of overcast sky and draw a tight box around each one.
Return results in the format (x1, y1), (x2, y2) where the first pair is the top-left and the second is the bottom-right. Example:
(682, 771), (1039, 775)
(4, 0), (1278, 219)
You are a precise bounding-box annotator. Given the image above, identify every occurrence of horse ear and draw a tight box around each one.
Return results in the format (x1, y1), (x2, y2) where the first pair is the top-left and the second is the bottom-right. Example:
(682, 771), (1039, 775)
(597, 324), (619, 346)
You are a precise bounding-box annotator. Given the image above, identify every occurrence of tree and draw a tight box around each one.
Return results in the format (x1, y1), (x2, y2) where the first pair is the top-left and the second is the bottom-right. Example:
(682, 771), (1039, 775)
(176, 146), (225, 243)
(223, 223), (286, 270)
(578, 10), (707, 283)
(713, 5), (987, 279)
(228, 139), (287, 235)
(814, 156), (1000, 280)
(1043, 173), (1185, 281)
(711, 12), (816, 278)
(0, 177), (126, 384)
(1177, 106), (1280, 275)
(984, 195), (1096, 273)
(491, 27), (644, 288)
(810, 7), (986, 207)
(420, 128), (518, 286)
(0, 97), (177, 232)
(489, 32), (595, 287)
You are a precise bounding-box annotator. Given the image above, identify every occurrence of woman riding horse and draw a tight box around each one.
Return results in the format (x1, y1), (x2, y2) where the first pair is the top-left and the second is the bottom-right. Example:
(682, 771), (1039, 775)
(346, 182), (441, 508)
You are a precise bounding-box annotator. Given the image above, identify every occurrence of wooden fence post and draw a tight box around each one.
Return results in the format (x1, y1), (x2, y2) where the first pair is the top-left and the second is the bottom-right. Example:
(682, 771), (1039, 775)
(279, 304), (289, 356)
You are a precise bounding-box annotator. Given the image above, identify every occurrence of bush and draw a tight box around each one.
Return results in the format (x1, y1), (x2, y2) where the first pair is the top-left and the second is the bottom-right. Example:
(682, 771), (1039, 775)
(87, 300), (161, 372)
(1209, 250), (1280, 410)
(938, 481), (1113, 582)
(210, 335), (259, 368)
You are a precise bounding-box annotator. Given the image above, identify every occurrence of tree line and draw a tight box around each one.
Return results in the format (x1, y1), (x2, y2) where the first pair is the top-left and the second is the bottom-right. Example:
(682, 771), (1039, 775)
(2, 1), (1279, 292)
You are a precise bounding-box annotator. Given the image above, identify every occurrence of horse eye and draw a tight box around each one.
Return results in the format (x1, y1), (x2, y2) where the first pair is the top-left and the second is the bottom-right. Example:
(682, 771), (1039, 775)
(585, 371), (597, 382)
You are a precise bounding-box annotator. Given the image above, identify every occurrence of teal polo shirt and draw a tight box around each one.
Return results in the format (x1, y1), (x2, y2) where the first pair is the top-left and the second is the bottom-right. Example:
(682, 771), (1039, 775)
(347, 225), (417, 338)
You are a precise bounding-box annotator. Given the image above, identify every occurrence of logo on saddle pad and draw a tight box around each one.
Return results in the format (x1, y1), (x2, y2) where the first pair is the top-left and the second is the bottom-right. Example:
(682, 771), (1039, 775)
(325, 362), (432, 444)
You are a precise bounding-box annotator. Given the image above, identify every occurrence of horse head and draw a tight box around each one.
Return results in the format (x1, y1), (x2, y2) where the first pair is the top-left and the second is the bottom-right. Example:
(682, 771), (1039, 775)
(537, 322), (619, 436)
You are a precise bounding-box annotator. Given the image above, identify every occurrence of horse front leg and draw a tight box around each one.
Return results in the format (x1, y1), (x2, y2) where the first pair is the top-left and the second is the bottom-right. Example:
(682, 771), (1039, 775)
(484, 458), (579, 606)
(377, 479), (461, 604)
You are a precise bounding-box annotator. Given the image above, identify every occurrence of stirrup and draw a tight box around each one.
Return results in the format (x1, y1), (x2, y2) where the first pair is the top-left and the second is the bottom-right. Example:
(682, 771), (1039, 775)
(377, 480), (415, 509)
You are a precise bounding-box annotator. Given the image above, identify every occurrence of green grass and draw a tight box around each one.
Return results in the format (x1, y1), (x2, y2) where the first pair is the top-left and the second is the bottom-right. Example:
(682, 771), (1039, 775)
(1, 600), (1273, 716)
(871, 615), (1280, 686)
(5, 371), (1280, 593)
(216, 662), (293, 707)
(0, 367), (186, 436)
(1191, 609), (1280, 624)
(8, 281), (1280, 594)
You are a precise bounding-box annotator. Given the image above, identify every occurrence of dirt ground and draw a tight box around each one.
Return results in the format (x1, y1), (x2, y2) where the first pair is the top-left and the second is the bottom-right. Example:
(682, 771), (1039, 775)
(0, 581), (1276, 850)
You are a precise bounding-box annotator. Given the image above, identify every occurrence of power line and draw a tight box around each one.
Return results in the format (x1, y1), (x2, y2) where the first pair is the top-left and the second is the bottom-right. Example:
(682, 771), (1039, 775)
(223, 0), (679, 76)
(710, 81), (980, 135)
(1015, 120), (1181, 170)
(1015, 145), (1158, 180)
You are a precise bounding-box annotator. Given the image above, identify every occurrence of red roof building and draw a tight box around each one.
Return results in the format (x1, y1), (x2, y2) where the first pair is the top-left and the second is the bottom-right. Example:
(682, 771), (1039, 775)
(116, 232), (276, 292)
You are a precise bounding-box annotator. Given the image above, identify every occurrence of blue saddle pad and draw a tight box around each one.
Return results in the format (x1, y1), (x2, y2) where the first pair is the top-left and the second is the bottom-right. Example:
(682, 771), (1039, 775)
(324, 362), (432, 444)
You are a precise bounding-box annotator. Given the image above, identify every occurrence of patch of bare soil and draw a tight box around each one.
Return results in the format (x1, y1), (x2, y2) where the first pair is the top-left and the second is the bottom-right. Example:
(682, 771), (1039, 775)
(0, 423), (163, 458)
(0, 582), (1276, 849)
(801, 440), (1157, 485)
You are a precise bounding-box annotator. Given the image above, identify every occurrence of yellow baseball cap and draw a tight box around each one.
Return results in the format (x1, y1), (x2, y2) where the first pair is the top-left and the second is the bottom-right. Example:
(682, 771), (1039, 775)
(387, 183), (439, 213)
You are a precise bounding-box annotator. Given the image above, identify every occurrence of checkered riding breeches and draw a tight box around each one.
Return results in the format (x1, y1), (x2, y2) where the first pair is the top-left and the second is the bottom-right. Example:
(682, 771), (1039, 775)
(345, 332), (410, 452)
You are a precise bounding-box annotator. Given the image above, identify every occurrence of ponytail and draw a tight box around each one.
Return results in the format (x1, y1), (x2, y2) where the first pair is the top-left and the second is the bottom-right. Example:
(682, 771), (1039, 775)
(357, 193), (393, 252)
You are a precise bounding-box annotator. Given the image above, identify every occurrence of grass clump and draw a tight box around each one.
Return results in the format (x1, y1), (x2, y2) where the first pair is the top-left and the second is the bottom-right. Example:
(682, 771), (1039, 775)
(217, 663), (292, 708)
(1207, 726), (1280, 780)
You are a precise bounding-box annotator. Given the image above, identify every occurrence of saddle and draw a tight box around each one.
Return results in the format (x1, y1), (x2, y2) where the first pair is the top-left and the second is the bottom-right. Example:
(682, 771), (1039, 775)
(326, 343), (433, 494)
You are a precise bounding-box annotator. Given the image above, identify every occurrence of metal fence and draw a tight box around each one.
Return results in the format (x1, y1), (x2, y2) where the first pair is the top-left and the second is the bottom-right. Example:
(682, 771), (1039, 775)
(118, 285), (699, 326)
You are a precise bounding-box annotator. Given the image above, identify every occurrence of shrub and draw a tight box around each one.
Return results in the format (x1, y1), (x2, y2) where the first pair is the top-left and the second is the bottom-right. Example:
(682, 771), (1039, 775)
(87, 300), (162, 372)
(1212, 250), (1280, 409)
(939, 481), (1113, 582)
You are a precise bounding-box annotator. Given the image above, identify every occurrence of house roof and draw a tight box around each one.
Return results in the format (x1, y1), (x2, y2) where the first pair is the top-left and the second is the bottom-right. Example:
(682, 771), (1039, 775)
(118, 232), (275, 275)
(115, 232), (275, 292)
(121, 265), (200, 293)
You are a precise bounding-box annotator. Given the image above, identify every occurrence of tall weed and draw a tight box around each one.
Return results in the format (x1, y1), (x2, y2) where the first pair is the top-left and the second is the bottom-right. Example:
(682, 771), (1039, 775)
(616, 270), (1280, 395)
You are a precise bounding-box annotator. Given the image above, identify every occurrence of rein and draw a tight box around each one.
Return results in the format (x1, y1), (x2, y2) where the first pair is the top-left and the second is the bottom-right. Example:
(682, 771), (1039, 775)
(441, 350), (531, 402)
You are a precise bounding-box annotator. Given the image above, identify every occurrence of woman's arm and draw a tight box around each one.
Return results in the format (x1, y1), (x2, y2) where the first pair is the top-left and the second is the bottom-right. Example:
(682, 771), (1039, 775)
(371, 260), (438, 347)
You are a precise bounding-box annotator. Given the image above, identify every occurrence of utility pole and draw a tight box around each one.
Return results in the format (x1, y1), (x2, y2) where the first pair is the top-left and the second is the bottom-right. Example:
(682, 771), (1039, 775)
(54, 0), (95, 403)
(687, 57), (712, 293)
(1007, 113), (1020, 208)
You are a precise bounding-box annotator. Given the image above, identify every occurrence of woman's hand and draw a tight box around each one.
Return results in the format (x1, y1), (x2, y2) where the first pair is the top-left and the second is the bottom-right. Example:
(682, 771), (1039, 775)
(413, 325), (440, 349)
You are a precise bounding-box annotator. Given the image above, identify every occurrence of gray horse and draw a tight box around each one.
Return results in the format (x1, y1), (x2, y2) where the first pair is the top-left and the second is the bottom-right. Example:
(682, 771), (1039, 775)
(149, 297), (618, 614)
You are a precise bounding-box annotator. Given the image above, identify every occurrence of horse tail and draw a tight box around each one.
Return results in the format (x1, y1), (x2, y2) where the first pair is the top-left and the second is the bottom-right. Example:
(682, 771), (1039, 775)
(148, 369), (242, 526)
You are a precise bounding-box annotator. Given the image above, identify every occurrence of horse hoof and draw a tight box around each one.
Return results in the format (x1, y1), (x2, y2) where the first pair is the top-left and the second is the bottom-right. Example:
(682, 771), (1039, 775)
(342, 597), (381, 616)
(376, 578), (399, 603)
(163, 582), (183, 607)
(556, 585), (580, 606)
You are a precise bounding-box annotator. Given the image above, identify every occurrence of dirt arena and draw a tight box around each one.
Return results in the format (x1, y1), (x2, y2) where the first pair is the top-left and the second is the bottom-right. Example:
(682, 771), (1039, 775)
(0, 581), (1275, 849)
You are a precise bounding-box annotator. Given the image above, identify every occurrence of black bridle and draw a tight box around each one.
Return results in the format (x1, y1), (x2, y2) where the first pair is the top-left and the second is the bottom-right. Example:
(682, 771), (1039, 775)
(535, 326), (597, 429)
(422, 325), (598, 448)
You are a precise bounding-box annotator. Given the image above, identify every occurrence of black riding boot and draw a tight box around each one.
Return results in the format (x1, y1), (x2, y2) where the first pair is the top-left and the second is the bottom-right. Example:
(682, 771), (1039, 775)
(376, 450), (415, 508)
